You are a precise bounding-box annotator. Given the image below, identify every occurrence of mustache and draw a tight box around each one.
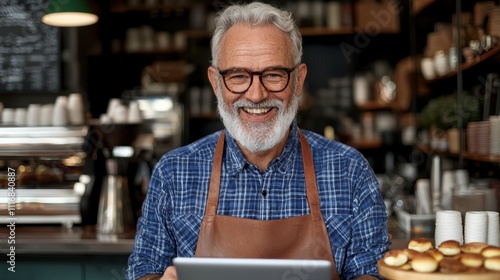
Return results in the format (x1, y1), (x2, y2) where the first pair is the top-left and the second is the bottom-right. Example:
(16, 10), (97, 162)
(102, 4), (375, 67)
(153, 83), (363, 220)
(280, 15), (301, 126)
(233, 99), (283, 109)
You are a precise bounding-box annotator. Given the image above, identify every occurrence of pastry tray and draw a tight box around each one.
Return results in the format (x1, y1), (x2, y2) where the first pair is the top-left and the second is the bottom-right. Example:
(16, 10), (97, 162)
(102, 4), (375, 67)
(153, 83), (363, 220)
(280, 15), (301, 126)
(378, 259), (500, 280)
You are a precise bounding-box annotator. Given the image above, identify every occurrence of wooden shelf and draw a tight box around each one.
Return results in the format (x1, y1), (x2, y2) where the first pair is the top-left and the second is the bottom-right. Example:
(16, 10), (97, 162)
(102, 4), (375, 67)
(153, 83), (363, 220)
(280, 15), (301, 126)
(348, 139), (383, 150)
(417, 145), (500, 163)
(299, 26), (353, 36)
(356, 101), (393, 111)
(424, 45), (500, 84)
(115, 48), (186, 55)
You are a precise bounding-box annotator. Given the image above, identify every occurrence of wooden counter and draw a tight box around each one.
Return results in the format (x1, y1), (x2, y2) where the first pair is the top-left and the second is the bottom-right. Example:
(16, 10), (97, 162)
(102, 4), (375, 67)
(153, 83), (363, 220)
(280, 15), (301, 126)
(0, 225), (135, 255)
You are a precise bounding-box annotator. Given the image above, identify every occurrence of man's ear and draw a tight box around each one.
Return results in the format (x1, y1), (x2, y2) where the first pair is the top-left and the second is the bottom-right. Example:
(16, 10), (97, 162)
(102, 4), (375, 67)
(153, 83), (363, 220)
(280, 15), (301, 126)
(295, 63), (307, 97)
(207, 66), (219, 97)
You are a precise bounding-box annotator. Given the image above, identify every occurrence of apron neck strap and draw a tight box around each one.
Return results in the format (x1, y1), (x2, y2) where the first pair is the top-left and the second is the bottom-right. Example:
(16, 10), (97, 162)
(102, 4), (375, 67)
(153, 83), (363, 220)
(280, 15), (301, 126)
(205, 129), (322, 221)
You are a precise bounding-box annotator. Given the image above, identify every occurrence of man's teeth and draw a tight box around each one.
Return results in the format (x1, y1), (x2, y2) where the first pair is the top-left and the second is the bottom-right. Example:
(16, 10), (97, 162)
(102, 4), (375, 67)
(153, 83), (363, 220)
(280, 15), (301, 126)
(243, 107), (271, 114)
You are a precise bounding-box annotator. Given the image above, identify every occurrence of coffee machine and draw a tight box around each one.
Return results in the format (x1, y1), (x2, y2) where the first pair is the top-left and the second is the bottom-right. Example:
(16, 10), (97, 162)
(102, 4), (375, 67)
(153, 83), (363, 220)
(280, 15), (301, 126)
(0, 126), (89, 228)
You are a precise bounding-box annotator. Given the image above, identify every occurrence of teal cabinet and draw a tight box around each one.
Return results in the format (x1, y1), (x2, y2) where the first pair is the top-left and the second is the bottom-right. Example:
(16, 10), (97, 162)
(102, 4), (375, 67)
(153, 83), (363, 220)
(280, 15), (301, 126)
(0, 254), (128, 280)
(84, 256), (129, 280)
(0, 260), (83, 280)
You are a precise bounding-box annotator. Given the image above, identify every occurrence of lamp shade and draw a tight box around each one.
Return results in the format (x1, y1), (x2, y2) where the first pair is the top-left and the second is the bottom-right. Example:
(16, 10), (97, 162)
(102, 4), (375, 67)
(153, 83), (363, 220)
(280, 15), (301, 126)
(42, 0), (98, 27)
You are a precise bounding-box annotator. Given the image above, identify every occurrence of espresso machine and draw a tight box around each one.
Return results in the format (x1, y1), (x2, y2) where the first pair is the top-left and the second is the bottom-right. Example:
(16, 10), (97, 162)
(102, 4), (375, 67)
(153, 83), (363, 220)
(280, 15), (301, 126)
(0, 125), (89, 228)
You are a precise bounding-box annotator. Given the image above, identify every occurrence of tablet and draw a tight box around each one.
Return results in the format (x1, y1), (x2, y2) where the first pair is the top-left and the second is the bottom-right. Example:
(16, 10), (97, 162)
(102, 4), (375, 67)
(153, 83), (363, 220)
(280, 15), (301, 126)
(173, 257), (332, 280)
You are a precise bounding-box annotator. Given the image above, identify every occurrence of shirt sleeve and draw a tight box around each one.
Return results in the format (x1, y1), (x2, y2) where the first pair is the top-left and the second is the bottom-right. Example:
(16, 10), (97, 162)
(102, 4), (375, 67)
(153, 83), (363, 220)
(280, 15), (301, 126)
(344, 159), (390, 279)
(127, 160), (175, 279)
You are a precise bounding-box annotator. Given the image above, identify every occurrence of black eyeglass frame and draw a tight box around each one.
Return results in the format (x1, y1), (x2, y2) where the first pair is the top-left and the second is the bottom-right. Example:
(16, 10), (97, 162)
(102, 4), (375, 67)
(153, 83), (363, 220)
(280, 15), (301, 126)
(217, 65), (298, 94)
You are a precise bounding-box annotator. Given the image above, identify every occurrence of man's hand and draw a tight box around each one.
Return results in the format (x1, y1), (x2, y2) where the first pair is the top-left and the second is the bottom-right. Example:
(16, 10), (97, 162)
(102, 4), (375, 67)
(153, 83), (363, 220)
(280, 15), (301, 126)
(160, 266), (178, 280)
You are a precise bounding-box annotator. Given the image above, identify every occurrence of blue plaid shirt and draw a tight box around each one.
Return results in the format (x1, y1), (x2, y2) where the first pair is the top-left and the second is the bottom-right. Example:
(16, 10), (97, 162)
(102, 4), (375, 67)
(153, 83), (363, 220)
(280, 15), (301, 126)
(127, 124), (390, 280)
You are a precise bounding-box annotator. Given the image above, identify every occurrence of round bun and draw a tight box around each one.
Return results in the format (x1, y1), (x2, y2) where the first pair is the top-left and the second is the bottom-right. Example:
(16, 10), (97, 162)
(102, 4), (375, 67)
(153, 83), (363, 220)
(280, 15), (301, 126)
(481, 246), (500, 258)
(411, 253), (438, 272)
(460, 253), (485, 268)
(402, 248), (418, 260)
(484, 256), (500, 271)
(461, 242), (489, 254)
(438, 240), (461, 256)
(439, 257), (467, 273)
(383, 250), (408, 267)
(425, 249), (444, 262)
(408, 238), (433, 253)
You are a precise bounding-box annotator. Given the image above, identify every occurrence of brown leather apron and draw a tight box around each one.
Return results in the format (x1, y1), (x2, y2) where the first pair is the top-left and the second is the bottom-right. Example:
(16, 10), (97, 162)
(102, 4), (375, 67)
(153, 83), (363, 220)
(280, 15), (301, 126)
(194, 130), (339, 280)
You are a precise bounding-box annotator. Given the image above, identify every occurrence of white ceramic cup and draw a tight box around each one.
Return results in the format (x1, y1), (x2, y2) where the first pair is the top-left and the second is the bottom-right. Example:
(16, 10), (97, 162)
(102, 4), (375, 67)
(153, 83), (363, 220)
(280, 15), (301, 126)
(27, 104), (41, 127)
(2, 108), (14, 125)
(52, 97), (68, 126)
(434, 50), (450, 76)
(14, 108), (27, 126)
(106, 98), (121, 118)
(353, 75), (370, 106)
(40, 104), (53, 126)
(420, 57), (436, 80)
(67, 93), (85, 125)
(128, 101), (142, 123)
(112, 104), (128, 123)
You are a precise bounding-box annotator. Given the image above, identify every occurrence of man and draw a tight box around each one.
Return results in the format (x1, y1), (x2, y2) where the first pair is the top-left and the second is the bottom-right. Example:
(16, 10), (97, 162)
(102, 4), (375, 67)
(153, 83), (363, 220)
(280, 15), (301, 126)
(127, 2), (390, 280)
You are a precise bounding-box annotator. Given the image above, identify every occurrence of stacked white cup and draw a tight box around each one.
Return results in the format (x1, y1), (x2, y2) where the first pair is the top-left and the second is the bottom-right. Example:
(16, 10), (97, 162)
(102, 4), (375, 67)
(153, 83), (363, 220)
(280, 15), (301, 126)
(14, 108), (27, 126)
(128, 101), (142, 123)
(486, 211), (500, 246)
(435, 210), (463, 247)
(40, 104), (53, 126)
(2, 108), (15, 125)
(67, 93), (85, 125)
(464, 211), (488, 244)
(52, 96), (69, 126)
(27, 104), (41, 127)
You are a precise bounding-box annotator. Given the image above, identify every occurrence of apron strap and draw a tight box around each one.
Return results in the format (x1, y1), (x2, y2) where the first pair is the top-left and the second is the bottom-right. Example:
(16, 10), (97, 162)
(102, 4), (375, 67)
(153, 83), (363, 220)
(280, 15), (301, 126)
(298, 129), (323, 222)
(205, 129), (322, 222)
(204, 130), (225, 222)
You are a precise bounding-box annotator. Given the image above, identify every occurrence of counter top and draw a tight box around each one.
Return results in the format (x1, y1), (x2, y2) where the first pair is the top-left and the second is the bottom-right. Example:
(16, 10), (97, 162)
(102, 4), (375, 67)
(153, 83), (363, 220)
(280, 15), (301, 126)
(0, 225), (135, 255)
(0, 219), (419, 255)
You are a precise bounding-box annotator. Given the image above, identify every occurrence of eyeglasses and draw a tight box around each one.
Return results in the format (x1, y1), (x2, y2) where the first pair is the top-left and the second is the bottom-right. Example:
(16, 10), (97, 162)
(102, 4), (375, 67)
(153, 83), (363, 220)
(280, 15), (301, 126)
(218, 66), (297, 94)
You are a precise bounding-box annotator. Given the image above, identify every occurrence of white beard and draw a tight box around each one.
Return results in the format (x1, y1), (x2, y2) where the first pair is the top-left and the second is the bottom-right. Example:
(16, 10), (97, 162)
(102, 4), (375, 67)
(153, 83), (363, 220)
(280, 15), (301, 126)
(216, 78), (299, 153)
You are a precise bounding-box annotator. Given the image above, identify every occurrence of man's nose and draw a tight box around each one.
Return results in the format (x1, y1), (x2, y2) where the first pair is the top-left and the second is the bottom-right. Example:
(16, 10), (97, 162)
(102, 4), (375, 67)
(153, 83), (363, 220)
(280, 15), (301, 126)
(244, 75), (269, 103)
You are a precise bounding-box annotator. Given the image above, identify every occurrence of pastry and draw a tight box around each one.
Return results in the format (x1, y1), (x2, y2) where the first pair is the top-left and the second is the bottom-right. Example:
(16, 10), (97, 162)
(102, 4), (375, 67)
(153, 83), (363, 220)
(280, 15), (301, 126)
(411, 252), (438, 272)
(438, 240), (461, 256)
(425, 249), (444, 262)
(383, 250), (408, 267)
(439, 257), (468, 273)
(461, 242), (489, 254)
(484, 256), (500, 271)
(481, 246), (500, 258)
(460, 252), (484, 268)
(408, 237), (433, 252)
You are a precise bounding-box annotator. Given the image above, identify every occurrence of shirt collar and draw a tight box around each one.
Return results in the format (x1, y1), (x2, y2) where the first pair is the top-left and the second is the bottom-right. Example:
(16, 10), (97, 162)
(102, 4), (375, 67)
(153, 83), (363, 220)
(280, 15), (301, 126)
(224, 122), (300, 175)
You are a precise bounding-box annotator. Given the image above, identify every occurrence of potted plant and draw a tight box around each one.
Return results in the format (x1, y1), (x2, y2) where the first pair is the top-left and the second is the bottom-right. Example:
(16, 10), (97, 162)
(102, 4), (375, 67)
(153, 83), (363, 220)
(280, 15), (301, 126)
(419, 93), (481, 152)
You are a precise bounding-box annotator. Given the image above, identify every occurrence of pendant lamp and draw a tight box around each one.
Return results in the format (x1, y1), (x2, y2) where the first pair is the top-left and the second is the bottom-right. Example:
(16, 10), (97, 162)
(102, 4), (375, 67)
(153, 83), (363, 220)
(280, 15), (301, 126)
(42, 0), (98, 27)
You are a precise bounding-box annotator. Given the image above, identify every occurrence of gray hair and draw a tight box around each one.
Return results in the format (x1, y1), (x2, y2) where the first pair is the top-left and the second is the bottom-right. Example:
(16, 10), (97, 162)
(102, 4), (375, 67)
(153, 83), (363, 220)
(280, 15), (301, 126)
(210, 2), (302, 68)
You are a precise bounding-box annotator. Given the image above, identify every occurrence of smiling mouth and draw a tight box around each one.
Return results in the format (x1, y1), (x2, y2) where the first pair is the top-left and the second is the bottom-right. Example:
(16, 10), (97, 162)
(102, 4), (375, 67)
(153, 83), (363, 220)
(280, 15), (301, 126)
(242, 107), (273, 115)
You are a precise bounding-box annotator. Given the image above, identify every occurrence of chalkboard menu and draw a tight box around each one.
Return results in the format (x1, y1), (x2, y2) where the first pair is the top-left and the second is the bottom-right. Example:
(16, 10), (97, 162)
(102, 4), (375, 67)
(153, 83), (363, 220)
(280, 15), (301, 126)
(0, 0), (61, 93)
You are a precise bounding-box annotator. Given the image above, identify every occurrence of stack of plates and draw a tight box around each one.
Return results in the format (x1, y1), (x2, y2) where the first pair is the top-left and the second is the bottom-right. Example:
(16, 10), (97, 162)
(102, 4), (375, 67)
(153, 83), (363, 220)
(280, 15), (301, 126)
(489, 115), (500, 155)
(468, 121), (491, 155)
(467, 122), (479, 154)
(478, 120), (491, 155)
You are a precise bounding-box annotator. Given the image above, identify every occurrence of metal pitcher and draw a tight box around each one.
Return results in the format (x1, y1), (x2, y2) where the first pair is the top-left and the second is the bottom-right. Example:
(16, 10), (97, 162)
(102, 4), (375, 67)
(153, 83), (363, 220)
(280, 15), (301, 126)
(97, 159), (134, 234)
